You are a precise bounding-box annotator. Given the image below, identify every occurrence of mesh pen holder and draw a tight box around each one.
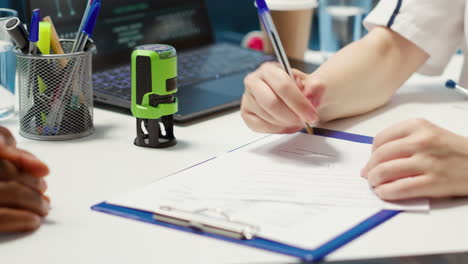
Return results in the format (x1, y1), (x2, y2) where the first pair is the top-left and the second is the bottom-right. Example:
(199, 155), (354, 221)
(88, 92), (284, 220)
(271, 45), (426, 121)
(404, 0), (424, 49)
(16, 40), (94, 141)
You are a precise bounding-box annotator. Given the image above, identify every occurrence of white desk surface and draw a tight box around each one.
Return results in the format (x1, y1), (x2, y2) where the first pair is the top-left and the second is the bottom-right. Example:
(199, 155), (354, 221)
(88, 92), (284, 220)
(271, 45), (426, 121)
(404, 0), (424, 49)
(1, 55), (468, 263)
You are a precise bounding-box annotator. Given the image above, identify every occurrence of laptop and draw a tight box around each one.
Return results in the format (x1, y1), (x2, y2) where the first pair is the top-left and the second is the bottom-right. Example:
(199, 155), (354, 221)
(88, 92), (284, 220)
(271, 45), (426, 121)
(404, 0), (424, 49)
(25, 0), (318, 122)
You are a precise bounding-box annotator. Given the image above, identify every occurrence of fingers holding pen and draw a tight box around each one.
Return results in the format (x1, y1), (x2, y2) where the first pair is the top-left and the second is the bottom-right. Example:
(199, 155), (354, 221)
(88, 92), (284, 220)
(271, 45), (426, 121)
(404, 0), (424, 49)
(241, 62), (323, 134)
(256, 63), (319, 124)
(241, 93), (302, 134)
(244, 73), (304, 126)
(292, 69), (308, 85)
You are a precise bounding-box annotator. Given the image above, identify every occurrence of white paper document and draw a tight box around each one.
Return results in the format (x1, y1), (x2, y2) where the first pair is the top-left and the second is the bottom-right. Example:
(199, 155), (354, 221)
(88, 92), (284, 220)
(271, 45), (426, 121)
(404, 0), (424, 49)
(109, 133), (429, 249)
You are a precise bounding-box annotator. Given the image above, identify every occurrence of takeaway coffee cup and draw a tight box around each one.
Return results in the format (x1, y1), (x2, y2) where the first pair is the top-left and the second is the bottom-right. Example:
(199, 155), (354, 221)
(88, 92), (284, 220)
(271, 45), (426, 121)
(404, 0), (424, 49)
(259, 0), (318, 61)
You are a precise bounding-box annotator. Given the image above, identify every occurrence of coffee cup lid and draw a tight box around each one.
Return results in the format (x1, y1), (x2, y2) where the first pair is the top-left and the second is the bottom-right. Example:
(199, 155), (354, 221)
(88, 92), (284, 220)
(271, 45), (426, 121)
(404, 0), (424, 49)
(263, 0), (318, 10)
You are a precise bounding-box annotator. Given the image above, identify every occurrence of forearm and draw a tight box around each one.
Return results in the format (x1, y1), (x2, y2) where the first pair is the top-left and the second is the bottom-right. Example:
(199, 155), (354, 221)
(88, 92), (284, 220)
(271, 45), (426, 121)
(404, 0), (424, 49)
(312, 26), (429, 122)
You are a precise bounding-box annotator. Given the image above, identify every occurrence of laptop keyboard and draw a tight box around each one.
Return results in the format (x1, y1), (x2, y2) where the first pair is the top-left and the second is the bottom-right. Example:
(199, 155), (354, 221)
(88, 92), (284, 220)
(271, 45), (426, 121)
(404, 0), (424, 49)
(93, 43), (265, 102)
(93, 66), (132, 100)
(177, 44), (264, 87)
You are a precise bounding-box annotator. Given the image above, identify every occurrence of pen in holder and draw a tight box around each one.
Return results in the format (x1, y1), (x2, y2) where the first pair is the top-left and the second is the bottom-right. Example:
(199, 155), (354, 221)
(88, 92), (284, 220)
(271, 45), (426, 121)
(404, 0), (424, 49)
(16, 40), (94, 141)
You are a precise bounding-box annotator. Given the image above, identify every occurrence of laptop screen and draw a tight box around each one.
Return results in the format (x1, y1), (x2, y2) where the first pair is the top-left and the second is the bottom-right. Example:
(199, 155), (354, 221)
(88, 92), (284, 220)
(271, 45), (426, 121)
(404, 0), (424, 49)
(25, 0), (214, 71)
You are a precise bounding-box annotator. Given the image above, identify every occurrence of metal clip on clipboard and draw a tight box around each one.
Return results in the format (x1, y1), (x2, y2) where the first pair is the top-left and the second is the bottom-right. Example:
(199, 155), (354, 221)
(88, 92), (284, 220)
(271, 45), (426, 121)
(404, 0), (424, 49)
(153, 207), (260, 240)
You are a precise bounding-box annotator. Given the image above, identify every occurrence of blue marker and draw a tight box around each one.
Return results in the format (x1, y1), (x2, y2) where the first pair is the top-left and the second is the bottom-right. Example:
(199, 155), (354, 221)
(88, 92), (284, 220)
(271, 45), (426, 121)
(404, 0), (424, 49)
(255, 0), (313, 135)
(28, 9), (40, 54)
(72, 0), (93, 52)
(446, 79), (468, 97)
(72, 0), (101, 53)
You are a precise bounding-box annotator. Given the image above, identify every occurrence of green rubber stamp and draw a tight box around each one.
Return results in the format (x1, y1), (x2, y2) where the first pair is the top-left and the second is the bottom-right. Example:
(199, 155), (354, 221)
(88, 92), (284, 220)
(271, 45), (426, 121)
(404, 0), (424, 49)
(131, 44), (178, 148)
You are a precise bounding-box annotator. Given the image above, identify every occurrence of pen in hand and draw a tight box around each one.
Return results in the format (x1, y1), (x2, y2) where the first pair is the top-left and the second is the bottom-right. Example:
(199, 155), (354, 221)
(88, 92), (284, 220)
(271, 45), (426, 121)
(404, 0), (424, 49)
(255, 0), (314, 134)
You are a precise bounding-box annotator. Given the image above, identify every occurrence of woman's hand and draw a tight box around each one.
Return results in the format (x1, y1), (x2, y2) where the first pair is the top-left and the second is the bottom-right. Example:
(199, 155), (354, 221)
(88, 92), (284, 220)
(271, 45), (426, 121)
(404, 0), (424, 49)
(362, 119), (468, 200)
(241, 62), (325, 134)
(0, 127), (50, 232)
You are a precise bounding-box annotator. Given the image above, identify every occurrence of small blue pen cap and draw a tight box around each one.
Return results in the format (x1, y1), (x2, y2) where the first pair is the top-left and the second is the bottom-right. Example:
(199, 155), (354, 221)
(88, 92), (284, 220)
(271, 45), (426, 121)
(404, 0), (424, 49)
(83, 0), (101, 37)
(255, 0), (270, 12)
(29, 9), (40, 42)
(446, 79), (457, 89)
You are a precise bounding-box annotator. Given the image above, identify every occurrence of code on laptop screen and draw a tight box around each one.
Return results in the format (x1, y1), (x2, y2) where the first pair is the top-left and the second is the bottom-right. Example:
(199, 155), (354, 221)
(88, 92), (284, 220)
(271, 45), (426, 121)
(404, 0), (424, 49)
(27, 0), (213, 71)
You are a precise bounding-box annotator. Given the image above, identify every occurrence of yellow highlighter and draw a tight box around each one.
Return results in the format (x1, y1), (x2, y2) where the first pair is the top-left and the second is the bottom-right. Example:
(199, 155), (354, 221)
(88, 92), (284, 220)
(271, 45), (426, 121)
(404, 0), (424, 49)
(43, 16), (67, 68)
(38, 22), (51, 90)
(38, 21), (51, 54)
(36, 22), (51, 125)
(37, 22), (51, 96)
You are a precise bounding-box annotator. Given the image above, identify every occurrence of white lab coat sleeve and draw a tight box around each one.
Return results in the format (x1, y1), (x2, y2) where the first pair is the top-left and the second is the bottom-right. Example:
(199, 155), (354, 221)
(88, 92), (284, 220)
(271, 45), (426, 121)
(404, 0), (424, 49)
(364, 0), (465, 75)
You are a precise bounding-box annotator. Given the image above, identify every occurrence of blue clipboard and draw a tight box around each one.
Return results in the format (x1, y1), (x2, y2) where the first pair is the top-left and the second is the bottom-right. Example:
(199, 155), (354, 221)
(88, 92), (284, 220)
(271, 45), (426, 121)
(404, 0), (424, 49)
(91, 128), (401, 262)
